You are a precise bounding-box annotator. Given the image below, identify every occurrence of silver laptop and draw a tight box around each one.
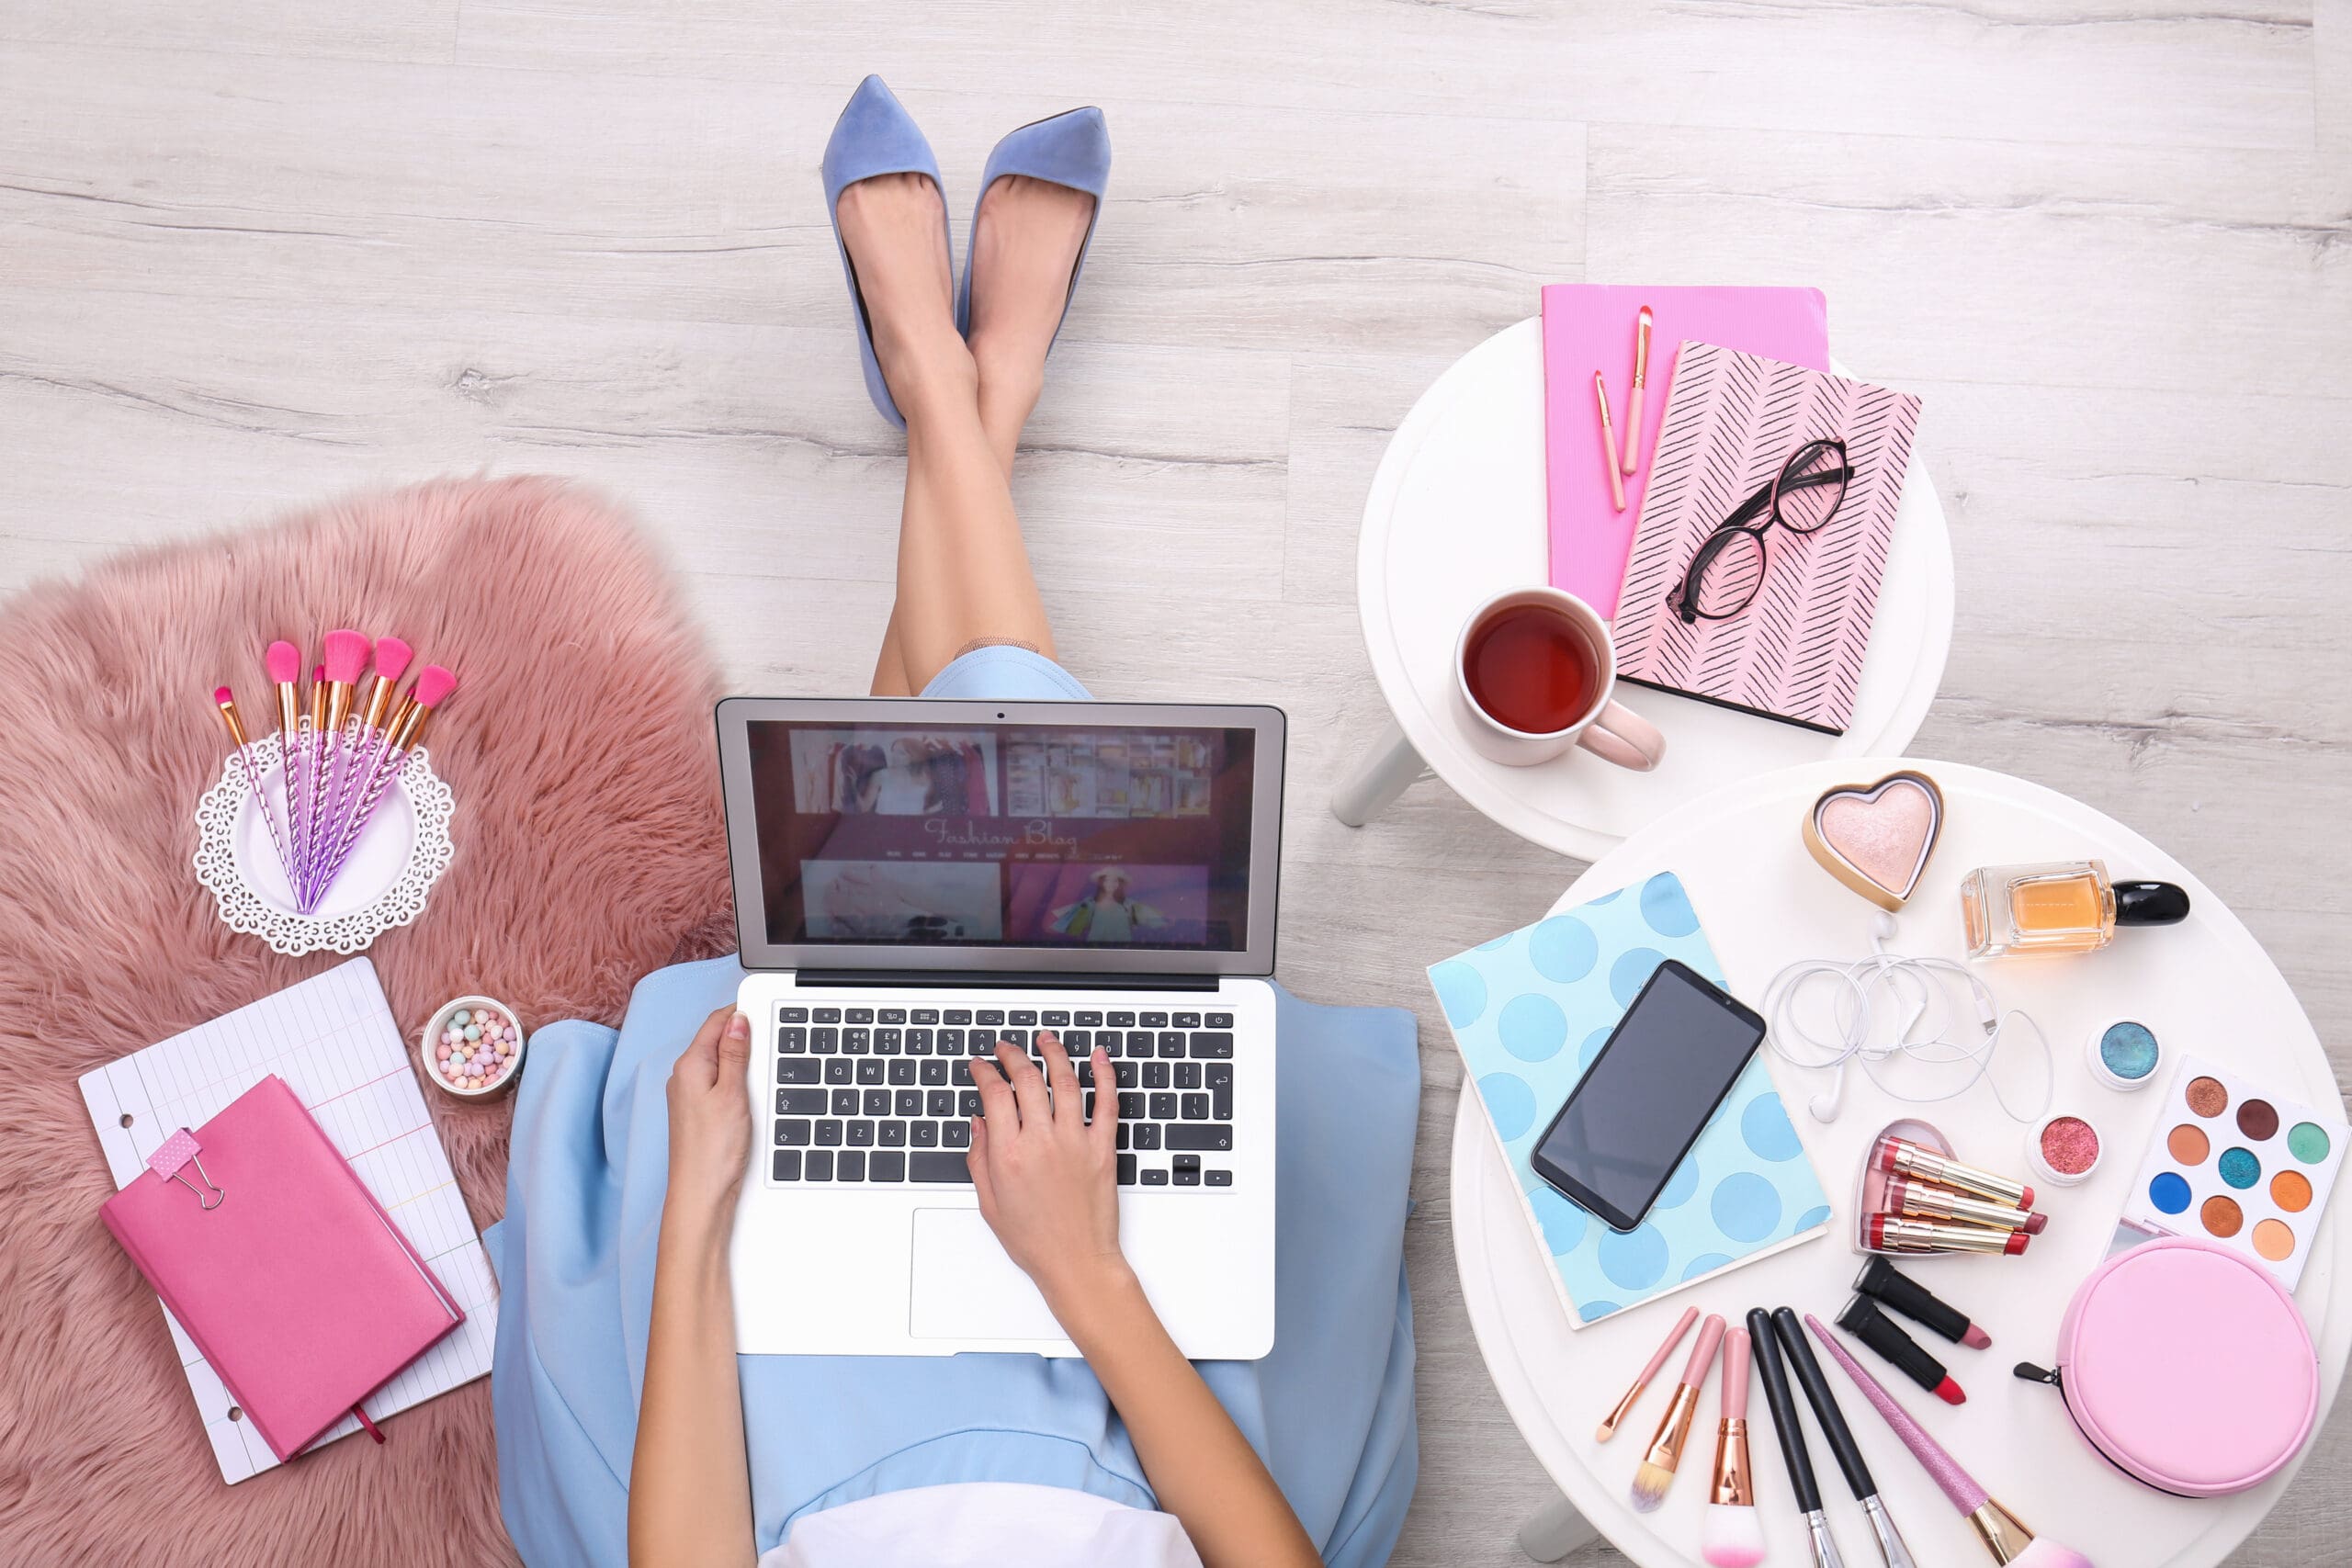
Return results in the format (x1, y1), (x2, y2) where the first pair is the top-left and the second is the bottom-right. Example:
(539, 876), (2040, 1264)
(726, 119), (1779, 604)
(715, 698), (1285, 1358)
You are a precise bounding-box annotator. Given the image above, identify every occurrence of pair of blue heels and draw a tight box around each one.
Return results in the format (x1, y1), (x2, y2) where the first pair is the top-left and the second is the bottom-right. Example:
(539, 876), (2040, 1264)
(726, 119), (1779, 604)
(822, 75), (1111, 428)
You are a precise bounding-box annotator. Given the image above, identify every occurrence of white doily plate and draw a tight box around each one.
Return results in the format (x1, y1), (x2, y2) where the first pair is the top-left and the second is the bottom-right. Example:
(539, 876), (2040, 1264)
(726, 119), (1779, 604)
(192, 732), (457, 955)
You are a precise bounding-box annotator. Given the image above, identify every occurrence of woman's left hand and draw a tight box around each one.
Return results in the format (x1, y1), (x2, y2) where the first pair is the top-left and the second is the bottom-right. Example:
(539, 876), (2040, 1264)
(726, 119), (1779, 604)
(665, 1007), (754, 1222)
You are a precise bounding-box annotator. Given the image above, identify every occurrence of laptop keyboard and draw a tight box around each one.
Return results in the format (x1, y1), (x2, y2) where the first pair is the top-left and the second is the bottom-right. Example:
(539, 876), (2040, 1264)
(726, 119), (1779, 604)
(766, 1005), (1239, 1190)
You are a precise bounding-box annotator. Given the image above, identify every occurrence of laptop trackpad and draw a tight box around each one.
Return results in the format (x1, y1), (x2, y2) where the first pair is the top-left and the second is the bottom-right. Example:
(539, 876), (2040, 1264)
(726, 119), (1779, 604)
(909, 1208), (1066, 1341)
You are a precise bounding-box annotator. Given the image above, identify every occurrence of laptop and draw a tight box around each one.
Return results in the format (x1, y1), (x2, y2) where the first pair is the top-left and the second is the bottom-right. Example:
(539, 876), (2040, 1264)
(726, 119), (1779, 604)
(715, 697), (1286, 1359)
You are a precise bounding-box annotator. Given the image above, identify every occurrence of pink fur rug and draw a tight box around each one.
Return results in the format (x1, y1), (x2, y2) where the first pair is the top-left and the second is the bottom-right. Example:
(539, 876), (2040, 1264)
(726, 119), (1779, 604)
(0, 478), (733, 1564)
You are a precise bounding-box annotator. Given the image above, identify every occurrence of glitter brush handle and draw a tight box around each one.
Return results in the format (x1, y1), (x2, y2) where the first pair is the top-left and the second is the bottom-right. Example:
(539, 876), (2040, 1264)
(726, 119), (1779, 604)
(311, 741), (413, 898)
(235, 739), (297, 885)
(1804, 1314), (1988, 1515)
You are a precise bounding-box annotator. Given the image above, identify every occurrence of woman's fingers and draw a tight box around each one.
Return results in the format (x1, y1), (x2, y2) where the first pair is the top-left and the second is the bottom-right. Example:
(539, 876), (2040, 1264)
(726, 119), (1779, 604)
(998, 1043), (1051, 1126)
(1037, 1032), (1081, 1125)
(972, 1048), (1017, 1126)
(967, 1113), (998, 1213)
(1089, 1047), (1118, 1156)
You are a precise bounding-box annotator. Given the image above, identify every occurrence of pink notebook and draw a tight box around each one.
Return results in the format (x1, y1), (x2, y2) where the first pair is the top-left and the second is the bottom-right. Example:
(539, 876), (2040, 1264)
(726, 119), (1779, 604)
(1543, 284), (1827, 617)
(1611, 343), (1922, 735)
(98, 1075), (464, 1462)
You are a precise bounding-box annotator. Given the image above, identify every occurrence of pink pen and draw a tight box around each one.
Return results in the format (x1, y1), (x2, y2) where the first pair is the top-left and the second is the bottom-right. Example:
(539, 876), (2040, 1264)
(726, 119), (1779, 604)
(1597, 1305), (1699, 1442)
(1622, 305), (1653, 475)
(1594, 372), (1628, 511)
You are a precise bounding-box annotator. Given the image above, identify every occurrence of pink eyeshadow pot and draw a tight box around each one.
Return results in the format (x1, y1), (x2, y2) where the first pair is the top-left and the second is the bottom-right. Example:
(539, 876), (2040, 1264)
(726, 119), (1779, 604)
(2030, 1111), (2104, 1187)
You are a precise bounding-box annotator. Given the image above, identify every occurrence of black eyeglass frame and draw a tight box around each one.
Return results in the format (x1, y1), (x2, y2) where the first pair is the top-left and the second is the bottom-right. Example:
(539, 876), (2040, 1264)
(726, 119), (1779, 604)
(1668, 437), (1853, 625)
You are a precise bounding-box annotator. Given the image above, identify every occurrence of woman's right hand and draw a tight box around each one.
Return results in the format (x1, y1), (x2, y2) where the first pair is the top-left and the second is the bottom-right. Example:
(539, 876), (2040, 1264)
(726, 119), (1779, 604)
(665, 1006), (754, 1224)
(967, 1032), (1130, 1316)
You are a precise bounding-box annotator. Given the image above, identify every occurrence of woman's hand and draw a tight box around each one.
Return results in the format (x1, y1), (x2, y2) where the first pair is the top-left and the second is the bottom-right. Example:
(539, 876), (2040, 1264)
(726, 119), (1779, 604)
(968, 1031), (1127, 1314)
(665, 1006), (753, 1223)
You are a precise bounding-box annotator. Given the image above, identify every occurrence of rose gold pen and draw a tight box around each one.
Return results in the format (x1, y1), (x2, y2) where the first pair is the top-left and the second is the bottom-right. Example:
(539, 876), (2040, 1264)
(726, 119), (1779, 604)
(1622, 304), (1653, 475)
(1594, 371), (1627, 511)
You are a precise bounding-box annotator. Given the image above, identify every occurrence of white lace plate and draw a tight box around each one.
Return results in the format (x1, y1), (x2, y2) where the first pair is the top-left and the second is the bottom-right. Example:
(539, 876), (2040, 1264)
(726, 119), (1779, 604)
(192, 732), (457, 955)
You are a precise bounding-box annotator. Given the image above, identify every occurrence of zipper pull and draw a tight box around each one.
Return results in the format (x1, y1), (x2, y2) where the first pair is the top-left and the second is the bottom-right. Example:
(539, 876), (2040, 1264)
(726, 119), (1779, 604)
(2013, 1361), (2062, 1387)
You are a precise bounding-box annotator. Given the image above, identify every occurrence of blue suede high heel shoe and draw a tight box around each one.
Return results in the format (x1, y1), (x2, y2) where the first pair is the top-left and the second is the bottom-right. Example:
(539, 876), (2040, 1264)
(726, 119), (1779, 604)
(821, 74), (949, 428)
(956, 107), (1112, 348)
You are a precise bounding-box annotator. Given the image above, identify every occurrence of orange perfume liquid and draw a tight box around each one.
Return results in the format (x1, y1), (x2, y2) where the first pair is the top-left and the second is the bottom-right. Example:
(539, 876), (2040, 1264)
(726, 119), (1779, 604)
(1962, 860), (2191, 958)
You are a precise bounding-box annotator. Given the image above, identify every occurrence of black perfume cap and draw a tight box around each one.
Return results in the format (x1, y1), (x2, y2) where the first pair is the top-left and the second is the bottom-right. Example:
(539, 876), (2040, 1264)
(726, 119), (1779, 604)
(2116, 880), (2191, 927)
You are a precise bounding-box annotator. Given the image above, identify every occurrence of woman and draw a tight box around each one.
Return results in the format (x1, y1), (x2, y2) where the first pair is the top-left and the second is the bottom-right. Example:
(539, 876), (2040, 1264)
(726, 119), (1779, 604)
(491, 78), (1419, 1568)
(1053, 867), (1167, 942)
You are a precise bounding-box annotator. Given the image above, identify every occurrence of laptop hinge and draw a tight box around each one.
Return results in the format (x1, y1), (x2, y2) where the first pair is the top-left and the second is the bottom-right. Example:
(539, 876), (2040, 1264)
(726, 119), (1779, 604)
(795, 970), (1222, 993)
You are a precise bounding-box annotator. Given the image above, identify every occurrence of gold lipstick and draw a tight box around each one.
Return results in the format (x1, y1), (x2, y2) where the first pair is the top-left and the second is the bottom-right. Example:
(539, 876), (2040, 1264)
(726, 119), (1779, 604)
(1871, 1133), (2035, 1210)
(1887, 1175), (2047, 1236)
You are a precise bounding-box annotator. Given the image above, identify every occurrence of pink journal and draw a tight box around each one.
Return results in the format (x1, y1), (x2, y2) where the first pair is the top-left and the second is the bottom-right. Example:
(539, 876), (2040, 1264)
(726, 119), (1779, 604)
(98, 1074), (464, 1462)
(1611, 343), (1923, 735)
(1542, 284), (1828, 617)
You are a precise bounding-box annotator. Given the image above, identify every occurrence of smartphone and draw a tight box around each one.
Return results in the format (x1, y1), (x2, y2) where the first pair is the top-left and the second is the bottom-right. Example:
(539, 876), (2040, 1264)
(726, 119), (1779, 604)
(1529, 959), (1767, 1233)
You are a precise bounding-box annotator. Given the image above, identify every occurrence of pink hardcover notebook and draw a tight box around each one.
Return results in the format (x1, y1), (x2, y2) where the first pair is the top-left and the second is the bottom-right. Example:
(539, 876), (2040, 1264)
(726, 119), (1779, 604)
(98, 1074), (463, 1462)
(1543, 284), (1827, 617)
(1611, 343), (1922, 735)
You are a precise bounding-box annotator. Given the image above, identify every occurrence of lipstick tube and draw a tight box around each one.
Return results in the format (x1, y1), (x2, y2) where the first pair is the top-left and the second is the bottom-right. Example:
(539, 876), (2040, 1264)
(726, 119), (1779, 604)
(1872, 1133), (2034, 1210)
(1838, 1296), (1963, 1405)
(1868, 1215), (2029, 1257)
(1887, 1175), (2046, 1235)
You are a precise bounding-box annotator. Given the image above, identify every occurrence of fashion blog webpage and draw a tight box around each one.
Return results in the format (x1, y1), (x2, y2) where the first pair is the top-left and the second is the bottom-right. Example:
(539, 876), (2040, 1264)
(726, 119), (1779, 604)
(746, 722), (1259, 952)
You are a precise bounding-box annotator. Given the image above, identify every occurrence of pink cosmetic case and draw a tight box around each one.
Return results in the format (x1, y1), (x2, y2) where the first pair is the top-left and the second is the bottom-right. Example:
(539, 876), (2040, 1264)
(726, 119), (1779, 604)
(2017, 1236), (2317, 1496)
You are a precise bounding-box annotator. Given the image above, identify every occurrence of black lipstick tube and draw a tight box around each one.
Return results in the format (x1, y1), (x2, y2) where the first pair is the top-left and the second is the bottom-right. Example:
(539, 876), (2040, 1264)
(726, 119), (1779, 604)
(1838, 1295), (1951, 1398)
(1853, 1255), (1975, 1346)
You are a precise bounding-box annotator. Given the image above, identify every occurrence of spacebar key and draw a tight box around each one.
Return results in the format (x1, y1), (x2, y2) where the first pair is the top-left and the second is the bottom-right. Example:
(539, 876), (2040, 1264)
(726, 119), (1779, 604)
(1164, 1124), (1232, 1151)
(908, 1152), (975, 1183)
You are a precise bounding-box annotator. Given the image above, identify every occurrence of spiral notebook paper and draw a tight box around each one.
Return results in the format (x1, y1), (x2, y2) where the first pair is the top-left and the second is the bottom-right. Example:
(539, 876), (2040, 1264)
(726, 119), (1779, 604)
(1611, 344), (1921, 735)
(79, 959), (497, 1483)
(1428, 872), (1828, 1326)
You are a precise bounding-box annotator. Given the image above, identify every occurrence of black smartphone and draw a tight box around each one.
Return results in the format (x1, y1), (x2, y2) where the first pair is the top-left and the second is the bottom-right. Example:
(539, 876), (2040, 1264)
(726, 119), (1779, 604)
(1529, 959), (1767, 1232)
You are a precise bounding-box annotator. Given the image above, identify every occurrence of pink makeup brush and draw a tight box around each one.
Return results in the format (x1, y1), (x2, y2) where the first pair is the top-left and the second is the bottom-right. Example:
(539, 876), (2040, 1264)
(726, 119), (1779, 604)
(1805, 1314), (2094, 1568)
(1598, 1305), (1699, 1442)
(265, 640), (305, 862)
(309, 665), (459, 896)
(306, 630), (373, 905)
(1631, 1312), (1724, 1513)
(316, 637), (415, 872)
(1702, 1326), (1764, 1568)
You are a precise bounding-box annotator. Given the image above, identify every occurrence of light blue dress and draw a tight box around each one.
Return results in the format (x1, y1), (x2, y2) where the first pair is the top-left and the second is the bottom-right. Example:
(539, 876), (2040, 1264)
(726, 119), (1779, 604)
(487, 646), (1422, 1565)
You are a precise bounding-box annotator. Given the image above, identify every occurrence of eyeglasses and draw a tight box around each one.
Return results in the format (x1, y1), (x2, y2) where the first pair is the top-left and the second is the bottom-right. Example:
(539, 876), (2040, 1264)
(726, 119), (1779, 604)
(1668, 437), (1852, 624)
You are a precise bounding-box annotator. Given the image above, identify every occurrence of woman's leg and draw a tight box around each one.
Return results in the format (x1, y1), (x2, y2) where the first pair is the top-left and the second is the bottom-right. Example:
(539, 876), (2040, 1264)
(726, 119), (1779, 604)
(842, 173), (1094, 694)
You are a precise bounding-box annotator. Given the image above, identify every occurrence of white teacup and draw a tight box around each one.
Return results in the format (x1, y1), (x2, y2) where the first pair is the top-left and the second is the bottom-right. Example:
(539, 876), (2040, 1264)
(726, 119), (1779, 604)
(1453, 587), (1666, 771)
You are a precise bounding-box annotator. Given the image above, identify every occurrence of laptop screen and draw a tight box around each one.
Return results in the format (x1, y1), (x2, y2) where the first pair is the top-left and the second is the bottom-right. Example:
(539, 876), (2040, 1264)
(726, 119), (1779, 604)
(741, 716), (1263, 958)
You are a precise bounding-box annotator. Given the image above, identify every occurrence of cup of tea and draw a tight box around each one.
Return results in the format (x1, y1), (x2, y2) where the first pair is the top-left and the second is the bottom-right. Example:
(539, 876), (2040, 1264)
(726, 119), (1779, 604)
(1453, 587), (1666, 770)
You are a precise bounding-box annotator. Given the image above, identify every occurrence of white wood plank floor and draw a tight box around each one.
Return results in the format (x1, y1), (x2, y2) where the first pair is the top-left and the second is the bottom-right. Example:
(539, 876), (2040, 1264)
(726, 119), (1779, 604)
(4, 4), (2346, 1562)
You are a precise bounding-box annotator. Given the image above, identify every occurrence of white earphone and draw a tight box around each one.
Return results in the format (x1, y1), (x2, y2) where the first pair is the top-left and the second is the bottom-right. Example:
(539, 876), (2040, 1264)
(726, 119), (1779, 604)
(1763, 911), (2052, 1125)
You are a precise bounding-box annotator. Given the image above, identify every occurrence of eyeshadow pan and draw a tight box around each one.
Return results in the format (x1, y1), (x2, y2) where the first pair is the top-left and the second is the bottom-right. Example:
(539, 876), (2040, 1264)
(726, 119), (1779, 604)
(2272, 1169), (2313, 1213)
(2252, 1218), (2296, 1261)
(2097, 1021), (2160, 1081)
(2289, 1122), (2332, 1163)
(2166, 1123), (2210, 1165)
(2040, 1115), (2100, 1175)
(2148, 1171), (2191, 1213)
(2218, 1147), (2261, 1190)
(2185, 1077), (2229, 1117)
(2236, 1100), (2280, 1140)
(2201, 1195), (2244, 1237)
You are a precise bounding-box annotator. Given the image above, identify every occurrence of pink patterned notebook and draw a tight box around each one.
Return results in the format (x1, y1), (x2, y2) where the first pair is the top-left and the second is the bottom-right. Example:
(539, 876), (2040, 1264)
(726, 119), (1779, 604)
(1611, 343), (1921, 735)
(98, 1074), (464, 1463)
(1542, 284), (1827, 617)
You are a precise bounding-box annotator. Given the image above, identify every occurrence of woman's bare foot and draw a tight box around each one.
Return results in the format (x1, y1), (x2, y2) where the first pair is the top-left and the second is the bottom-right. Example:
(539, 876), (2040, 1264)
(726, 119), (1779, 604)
(965, 175), (1096, 428)
(835, 172), (972, 411)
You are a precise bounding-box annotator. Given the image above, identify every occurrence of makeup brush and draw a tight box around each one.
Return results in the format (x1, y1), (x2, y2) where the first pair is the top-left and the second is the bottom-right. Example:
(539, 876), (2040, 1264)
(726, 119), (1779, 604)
(1599, 1305), (1700, 1442)
(310, 666), (458, 896)
(1806, 1314), (2095, 1568)
(1775, 1308), (1918, 1568)
(1630, 1311), (1724, 1513)
(1854, 1257), (1993, 1350)
(317, 636), (413, 874)
(265, 640), (305, 866)
(307, 629), (374, 897)
(1749, 1309), (1847, 1568)
(1702, 1326), (1763, 1568)
(211, 685), (294, 882)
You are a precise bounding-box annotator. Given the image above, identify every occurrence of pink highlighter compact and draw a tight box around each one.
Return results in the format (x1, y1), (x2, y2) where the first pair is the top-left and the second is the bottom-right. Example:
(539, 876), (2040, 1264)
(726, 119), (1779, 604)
(2017, 1236), (2318, 1496)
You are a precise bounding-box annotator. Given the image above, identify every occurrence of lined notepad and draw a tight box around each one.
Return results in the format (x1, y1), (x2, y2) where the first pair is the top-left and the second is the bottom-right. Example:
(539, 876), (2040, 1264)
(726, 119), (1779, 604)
(78, 959), (497, 1483)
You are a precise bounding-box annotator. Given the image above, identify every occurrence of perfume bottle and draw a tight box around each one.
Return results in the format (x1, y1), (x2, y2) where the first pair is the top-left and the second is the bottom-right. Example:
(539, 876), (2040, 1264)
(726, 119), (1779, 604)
(1961, 860), (2190, 958)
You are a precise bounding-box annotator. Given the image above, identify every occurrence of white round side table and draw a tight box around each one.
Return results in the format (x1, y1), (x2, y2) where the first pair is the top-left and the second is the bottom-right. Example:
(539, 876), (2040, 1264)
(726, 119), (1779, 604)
(1450, 759), (2346, 1567)
(1339, 319), (1955, 861)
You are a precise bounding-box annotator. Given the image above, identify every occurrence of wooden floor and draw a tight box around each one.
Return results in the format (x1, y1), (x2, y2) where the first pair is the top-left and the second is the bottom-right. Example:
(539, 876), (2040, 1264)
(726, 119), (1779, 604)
(5, 3), (2347, 1562)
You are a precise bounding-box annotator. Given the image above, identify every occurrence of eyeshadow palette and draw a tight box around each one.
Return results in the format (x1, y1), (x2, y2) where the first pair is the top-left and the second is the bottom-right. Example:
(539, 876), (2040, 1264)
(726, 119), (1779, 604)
(2118, 1054), (2347, 1290)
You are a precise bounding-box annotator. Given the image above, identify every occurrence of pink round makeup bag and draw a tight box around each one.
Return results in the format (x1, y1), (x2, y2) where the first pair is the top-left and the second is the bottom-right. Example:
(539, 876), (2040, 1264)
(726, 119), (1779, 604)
(2016, 1236), (2319, 1496)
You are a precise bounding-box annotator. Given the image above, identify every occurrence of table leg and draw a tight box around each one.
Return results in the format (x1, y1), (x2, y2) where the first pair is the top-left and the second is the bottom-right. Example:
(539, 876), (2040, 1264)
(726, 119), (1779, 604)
(1516, 1492), (1601, 1562)
(1329, 717), (1429, 826)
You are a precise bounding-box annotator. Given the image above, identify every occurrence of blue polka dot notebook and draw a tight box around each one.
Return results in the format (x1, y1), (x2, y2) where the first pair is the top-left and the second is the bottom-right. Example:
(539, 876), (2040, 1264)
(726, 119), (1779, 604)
(1430, 871), (1828, 1325)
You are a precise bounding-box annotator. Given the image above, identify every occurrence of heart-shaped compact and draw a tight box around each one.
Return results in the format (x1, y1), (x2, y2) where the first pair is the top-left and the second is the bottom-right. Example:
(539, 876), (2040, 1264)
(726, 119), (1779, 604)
(1803, 770), (1945, 910)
